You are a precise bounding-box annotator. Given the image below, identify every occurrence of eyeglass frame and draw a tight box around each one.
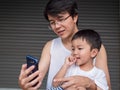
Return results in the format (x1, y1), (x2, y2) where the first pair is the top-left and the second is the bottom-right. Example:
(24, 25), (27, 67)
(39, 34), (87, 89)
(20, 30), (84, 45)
(48, 15), (71, 30)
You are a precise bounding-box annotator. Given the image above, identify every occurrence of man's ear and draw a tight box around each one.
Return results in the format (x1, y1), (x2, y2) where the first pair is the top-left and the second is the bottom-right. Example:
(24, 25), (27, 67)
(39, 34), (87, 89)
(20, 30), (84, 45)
(73, 14), (78, 23)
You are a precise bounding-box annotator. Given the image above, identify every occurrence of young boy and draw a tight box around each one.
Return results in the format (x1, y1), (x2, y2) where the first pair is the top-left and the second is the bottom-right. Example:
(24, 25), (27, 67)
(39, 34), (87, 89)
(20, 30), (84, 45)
(51, 29), (109, 90)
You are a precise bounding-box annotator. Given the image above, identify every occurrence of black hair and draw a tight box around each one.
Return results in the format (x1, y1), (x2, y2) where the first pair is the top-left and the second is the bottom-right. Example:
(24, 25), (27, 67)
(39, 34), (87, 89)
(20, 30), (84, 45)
(72, 29), (102, 51)
(44, 0), (78, 24)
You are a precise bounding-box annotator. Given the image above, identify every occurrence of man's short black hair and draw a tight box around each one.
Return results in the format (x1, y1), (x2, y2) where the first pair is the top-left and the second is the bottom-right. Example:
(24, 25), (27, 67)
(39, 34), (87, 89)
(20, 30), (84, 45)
(44, 0), (78, 21)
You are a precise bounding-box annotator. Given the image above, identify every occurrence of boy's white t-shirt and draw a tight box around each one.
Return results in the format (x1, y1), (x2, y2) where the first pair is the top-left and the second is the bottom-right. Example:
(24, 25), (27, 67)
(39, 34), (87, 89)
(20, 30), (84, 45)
(65, 65), (109, 90)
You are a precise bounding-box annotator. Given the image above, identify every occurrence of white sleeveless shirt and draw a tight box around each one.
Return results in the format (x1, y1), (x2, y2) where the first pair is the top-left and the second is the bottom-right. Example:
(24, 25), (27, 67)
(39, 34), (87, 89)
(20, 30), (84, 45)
(46, 37), (71, 89)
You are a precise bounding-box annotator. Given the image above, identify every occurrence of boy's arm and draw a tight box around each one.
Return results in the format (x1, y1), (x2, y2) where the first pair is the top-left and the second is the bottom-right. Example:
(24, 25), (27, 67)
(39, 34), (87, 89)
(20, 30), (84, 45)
(52, 56), (75, 87)
(52, 63), (70, 87)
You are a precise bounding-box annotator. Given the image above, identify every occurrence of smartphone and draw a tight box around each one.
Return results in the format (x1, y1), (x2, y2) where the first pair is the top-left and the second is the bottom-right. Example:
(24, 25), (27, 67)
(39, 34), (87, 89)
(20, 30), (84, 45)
(26, 55), (38, 75)
(26, 55), (39, 86)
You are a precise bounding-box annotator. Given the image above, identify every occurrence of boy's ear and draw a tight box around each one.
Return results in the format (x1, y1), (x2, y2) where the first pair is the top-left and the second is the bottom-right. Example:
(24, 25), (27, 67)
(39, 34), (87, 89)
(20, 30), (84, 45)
(91, 48), (98, 58)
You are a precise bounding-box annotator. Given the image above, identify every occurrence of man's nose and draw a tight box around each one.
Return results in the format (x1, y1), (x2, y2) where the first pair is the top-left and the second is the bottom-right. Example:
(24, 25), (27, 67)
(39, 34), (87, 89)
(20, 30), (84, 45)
(54, 22), (61, 28)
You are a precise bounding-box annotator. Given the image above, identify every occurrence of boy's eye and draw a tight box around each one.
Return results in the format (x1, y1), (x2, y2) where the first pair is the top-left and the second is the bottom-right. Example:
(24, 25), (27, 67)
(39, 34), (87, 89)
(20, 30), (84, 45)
(78, 48), (82, 50)
(72, 48), (75, 51)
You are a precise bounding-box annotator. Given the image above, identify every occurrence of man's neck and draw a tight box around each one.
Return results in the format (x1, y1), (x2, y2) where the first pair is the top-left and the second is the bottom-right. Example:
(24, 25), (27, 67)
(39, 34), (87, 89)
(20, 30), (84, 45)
(61, 28), (78, 51)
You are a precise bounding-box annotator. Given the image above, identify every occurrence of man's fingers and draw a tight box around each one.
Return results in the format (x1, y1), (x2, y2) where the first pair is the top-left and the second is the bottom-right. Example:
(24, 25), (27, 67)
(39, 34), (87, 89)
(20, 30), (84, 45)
(25, 73), (41, 88)
(57, 77), (70, 82)
(19, 64), (27, 82)
(19, 64), (35, 80)
(19, 64), (27, 76)
(24, 71), (42, 89)
(61, 80), (74, 89)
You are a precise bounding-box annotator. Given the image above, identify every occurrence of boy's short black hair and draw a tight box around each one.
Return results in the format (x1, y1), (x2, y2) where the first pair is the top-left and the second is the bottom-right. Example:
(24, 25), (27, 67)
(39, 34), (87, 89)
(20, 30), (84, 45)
(72, 29), (102, 51)
(44, 0), (78, 21)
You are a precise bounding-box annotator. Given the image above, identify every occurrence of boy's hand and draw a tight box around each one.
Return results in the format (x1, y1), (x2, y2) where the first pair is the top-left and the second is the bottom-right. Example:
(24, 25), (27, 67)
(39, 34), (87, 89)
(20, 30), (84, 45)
(64, 56), (76, 67)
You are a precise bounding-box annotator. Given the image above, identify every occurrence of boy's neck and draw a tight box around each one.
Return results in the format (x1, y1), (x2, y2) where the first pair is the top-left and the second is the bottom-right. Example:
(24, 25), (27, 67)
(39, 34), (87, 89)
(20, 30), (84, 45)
(79, 60), (94, 71)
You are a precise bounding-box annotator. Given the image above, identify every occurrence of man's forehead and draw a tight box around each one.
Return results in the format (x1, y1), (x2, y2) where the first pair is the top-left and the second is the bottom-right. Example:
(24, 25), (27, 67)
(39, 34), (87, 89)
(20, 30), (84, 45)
(48, 12), (69, 18)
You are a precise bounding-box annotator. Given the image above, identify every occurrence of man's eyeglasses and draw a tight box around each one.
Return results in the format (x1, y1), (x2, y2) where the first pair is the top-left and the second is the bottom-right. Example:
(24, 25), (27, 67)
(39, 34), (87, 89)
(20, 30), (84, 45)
(49, 15), (71, 29)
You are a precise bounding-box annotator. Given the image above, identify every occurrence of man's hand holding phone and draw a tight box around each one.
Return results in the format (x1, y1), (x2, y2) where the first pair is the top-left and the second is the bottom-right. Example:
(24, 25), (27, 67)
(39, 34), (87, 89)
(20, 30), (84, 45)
(26, 55), (41, 87)
(19, 55), (42, 89)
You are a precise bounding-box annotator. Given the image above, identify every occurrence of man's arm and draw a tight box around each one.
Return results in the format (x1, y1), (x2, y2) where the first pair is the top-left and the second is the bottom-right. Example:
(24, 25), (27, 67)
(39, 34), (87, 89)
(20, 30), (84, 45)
(38, 40), (52, 83)
(18, 40), (52, 90)
(60, 76), (97, 90)
(95, 45), (111, 90)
